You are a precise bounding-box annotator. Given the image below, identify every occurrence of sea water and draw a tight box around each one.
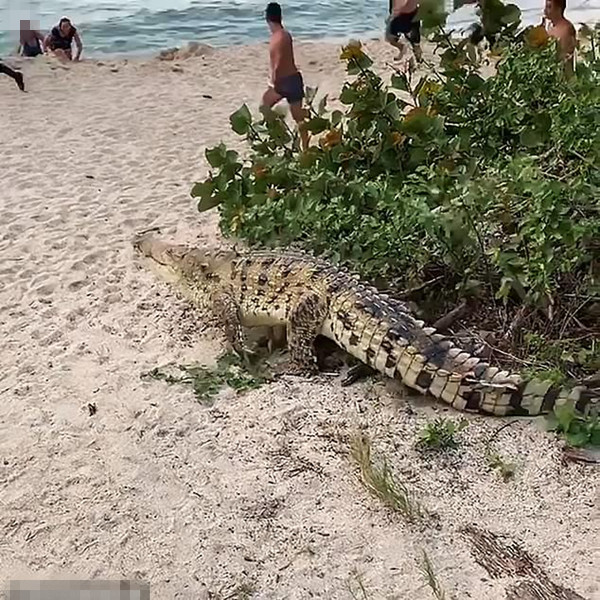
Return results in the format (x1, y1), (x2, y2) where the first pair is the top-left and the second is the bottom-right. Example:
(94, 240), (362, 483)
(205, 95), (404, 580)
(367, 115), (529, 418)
(1, 0), (599, 57)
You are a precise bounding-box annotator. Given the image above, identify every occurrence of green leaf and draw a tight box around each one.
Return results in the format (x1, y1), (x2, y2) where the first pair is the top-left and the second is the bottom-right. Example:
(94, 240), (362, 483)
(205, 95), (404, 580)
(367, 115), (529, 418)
(205, 144), (227, 168)
(520, 129), (543, 148)
(190, 179), (214, 199)
(501, 3), (521, 24)
(331, 110), (343, 126)
(306, 117), (330, 134)
(230, 104), (252, 135)
(391, 74), (409, 91)
(566, 430), (590, 447)
(318, 94), (329, 115)
(305, 86), (318, 105)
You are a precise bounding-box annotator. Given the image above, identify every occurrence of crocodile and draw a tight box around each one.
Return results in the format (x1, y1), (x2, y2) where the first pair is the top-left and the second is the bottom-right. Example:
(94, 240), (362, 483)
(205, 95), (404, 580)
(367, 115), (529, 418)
(134, 234), (597, 417)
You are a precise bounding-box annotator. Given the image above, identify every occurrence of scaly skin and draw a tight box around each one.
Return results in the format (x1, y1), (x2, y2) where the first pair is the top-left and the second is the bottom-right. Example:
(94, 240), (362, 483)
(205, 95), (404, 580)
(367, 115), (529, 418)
(134, 235), (597, 417)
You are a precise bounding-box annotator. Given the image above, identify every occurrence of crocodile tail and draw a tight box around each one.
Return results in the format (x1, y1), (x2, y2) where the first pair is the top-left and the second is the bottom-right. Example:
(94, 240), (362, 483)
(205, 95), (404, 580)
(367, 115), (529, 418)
(394, 329), (598, 416)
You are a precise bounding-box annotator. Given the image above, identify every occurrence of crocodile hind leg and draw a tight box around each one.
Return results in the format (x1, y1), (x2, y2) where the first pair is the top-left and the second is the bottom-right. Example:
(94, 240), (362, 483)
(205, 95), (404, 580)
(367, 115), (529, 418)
(285, 292), (328, 375)
(341, 362), (377, 387)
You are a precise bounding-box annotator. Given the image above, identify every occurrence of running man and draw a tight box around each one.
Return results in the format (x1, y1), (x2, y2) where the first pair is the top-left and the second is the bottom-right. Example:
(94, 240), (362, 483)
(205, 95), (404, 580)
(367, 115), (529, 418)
(0, 62), (25, 91)
(386, 0), (423, 63)
(543, 0), (576, 76)
(261, 2), (309, 151)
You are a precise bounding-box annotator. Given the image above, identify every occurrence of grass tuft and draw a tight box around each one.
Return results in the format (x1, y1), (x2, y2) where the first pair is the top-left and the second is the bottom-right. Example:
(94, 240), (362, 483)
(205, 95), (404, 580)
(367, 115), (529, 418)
(416, 418), (469, 451)
(350, 433), (422, 522)
(419, 550), (450, 600)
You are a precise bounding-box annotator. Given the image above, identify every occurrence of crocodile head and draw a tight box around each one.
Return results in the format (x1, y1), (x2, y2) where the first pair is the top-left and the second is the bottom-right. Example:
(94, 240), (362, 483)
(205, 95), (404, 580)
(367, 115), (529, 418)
(134, 234), (236, 300)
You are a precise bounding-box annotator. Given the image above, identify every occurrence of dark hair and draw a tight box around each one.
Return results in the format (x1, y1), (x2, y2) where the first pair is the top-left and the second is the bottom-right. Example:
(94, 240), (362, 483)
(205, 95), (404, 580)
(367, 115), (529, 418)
(59, 17), (72, 26)
(266, 2), (282, 23)
(554, 0), (566, 11)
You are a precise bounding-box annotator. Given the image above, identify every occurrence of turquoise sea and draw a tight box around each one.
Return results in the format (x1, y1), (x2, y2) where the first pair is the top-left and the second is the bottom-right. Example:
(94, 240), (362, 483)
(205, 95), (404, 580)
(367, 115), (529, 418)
(1, 0), (599, 57)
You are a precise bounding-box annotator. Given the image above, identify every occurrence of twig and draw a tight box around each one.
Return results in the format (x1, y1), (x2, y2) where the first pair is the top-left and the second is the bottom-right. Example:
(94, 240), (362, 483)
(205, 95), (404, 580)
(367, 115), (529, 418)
(559, 297), (591, 338)
(503, 305), (529, 340)
(432, 301), (467, 332)
(394, 276), (444, 300)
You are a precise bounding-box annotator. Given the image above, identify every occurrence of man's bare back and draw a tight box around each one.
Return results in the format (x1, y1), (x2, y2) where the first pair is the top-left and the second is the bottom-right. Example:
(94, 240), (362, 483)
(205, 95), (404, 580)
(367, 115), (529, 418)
(269, 28), (298, 83)
(390, 0), (419, 16)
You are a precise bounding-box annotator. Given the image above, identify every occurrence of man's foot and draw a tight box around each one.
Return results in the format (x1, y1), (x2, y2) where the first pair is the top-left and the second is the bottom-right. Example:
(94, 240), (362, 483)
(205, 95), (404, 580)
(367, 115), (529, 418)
(14, 71), (25, 92)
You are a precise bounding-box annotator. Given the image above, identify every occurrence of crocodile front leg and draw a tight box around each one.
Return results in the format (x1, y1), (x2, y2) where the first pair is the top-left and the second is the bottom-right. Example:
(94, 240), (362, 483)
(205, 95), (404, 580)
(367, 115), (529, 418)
(286, 292), (328, 374)
(212, 290), (251, 361)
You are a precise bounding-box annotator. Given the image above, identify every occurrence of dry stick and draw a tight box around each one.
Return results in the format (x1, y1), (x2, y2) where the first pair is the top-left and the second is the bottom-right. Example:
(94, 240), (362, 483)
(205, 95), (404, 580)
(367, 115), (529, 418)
(559, 297), (591, 339)
(503, 304), (529, 340)
(465, 329), (537, 367)
(432, 300), (467, 333)
(393, 275), (444, 300)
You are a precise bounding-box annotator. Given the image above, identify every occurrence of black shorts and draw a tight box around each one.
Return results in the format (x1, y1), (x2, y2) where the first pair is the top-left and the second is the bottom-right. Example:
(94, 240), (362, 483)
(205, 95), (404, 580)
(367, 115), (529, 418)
(387, 11), (421, 45)
(274, 72), (304, 104)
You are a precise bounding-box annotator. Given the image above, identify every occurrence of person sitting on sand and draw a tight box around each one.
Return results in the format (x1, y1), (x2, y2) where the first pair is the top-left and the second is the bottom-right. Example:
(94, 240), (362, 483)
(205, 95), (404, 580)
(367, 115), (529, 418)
(19, 20), (45, 57)
(45, 17), (83, 62)
(0, 62), (25, 91)
(386, 0), (423, 64)
(543, 0), (576, 76)
(260, 2), (309, 151)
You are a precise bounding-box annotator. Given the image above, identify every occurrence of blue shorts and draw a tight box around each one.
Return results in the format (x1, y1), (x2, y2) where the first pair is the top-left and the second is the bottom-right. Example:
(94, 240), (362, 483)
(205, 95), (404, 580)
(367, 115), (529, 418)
(274, 72), (304, 104)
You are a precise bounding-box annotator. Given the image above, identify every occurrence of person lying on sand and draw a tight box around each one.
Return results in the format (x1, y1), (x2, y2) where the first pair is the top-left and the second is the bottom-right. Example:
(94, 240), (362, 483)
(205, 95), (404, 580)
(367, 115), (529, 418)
(543, 0), (576, 76)
(0, 62), (25, 91)
(19, 20), (45, 57)
(260, 2), (309, 151)
(386, 0), (423, 64)
(45, 17), (83, 62)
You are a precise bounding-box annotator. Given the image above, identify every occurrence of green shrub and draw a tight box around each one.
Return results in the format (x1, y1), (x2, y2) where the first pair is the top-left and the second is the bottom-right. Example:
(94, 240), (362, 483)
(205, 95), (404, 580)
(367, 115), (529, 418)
(191, 4), (599, 376)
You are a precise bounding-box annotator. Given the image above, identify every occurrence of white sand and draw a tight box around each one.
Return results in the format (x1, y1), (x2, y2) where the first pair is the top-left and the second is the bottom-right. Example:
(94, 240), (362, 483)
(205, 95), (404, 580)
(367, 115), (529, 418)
(1, 41), (598, 599)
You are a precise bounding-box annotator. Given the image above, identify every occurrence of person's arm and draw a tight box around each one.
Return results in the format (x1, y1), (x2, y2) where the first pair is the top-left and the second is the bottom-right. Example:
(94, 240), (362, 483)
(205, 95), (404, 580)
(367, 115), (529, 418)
(36, 30), (45, 52)
(270, 35), (283, 82)
(44, 33), (52, 52)
(73, 31), (83, 61)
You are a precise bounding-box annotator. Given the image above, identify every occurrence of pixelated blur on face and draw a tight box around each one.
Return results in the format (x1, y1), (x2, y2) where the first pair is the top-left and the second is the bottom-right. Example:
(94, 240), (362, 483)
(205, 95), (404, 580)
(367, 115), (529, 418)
(20, 20), (30, 31)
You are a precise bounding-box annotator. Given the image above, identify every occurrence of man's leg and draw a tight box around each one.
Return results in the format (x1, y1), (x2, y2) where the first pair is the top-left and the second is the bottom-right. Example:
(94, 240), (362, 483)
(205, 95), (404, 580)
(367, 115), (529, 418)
(386, 16), (407, 61)
(261, 86), (282, 109)
(290, 102), (309, 152)
(0, 62), (25, 91)
(407, 19), (423, 63)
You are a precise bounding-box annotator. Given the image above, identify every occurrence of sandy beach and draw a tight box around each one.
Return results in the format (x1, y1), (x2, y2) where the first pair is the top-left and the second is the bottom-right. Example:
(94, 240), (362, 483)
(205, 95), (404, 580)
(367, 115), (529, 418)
(1, 40), (598, 599)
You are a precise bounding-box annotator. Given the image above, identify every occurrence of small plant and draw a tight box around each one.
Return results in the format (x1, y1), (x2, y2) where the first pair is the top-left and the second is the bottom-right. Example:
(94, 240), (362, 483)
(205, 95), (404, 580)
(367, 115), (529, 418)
(350, 433), (422, 522)
(546, 402), (600, 448)
(419, 550), (450, 600)
(486, 451), (517, 482)
(141, 351), (270, 405)
(416, 418), (469, 451)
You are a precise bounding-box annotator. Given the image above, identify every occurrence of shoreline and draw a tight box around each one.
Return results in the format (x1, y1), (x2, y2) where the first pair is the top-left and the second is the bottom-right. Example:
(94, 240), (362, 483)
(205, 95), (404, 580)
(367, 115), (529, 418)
(2, 7), (599, 61)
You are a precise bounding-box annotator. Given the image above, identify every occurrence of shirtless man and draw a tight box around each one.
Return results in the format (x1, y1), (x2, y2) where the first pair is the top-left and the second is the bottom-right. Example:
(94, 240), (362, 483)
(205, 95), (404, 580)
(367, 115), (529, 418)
(261, 2), (308, 151)
(543, 0), (576, 76)
(386, 0), (423, 63)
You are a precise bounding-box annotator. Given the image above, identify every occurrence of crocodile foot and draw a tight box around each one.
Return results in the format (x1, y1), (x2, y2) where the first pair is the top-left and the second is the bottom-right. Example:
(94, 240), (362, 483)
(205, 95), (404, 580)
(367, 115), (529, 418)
(341, 363), (377, 387)
(271, 360), (319, 379)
